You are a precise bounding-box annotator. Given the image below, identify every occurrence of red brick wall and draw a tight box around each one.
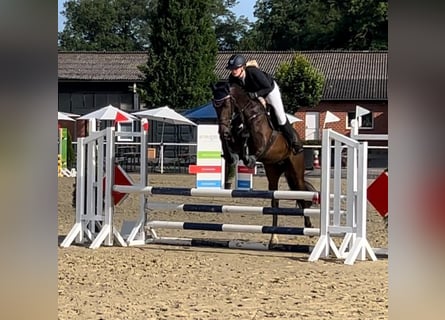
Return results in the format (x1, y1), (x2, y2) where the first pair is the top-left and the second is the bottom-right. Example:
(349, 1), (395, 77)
(289, 100), (387, 145)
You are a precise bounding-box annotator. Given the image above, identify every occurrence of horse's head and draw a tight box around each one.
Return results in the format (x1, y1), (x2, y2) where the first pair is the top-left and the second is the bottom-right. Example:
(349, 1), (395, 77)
(210, 82), (234, 140)
(229, 84), (268, 127)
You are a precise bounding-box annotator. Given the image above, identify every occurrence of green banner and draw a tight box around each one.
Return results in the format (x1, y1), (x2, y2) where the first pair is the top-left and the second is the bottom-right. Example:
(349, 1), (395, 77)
(197, 151), (221, 159)
(59, 128), (68, 169)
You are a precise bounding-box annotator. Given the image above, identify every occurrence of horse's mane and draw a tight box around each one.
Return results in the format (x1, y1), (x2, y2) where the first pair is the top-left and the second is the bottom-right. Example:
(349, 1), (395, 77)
(229, 83), (246, 97)
(229, 83), (258, 109)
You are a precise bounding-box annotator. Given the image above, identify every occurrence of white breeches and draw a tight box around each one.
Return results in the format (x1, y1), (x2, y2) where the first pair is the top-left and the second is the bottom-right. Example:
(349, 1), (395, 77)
(265, 81), (287, 125)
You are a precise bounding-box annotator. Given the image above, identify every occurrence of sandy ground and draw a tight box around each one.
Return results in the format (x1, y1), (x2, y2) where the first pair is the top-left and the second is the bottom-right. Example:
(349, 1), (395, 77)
(58, 173), (388, 320)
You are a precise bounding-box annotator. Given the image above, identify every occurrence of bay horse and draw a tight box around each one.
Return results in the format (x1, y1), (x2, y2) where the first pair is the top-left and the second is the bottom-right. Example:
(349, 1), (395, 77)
(211, 82), (315, 246)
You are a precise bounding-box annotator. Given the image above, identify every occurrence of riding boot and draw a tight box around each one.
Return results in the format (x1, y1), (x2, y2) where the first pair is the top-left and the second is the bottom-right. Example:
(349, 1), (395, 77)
(279, 119), (304, 154)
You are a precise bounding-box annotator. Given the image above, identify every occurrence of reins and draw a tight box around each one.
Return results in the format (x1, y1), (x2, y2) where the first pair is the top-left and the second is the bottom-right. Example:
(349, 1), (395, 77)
(213, 95), (233, 129)
(231, 92), (276, 160)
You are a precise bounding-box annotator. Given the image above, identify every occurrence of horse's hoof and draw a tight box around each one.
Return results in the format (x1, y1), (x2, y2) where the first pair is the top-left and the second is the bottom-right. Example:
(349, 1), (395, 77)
(245, 156), (256, 168)
(269, 234), (279, 246)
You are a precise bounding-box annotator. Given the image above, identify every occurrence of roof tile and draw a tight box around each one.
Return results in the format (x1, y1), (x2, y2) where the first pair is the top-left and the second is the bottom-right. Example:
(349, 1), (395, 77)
(58, 50), (387, 100)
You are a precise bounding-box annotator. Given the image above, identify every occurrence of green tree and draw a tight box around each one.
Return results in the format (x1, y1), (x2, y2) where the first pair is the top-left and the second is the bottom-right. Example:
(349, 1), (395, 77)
(59, 0), (253, 51)
(139, 0), (218, 110)
(341, 0), (388, 50)
(250, 0), (338, 50)
(275, 53), (324, 112)
(250, 0), (387, 50)
(58, 0), (152, 51)
(211, 0), (252, 50)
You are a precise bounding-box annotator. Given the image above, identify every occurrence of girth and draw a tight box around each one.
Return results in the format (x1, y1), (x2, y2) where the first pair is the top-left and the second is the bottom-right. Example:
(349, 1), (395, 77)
(254, 130), (279, 161)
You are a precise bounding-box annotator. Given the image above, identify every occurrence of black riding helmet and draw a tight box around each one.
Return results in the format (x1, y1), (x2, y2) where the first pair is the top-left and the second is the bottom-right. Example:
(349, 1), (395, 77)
(226, 54), (246, 70)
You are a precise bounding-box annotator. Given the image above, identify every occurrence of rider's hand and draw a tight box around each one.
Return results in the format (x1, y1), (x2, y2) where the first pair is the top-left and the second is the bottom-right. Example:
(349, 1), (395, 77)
(248, 92), (257, 99)
(258, 97), (266, 107)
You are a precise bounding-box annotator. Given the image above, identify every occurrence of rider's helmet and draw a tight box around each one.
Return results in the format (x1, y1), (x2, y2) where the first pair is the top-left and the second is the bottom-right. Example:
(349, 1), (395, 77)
(226, 54), (246, 70)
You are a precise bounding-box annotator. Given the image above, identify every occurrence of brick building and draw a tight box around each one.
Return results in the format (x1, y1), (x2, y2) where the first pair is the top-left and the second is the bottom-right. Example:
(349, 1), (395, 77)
(58, 50), (387, 146)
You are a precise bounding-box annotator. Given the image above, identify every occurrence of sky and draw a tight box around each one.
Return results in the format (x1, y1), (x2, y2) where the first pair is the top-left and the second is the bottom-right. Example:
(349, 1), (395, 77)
(58, 0), (256, 32)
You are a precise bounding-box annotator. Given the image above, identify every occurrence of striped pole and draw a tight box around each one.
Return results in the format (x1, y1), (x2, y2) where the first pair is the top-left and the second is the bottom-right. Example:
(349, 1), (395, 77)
(114, 185), (320, 202)
(149, 237), (314, 253)
(178, 204), (320, 217)
(147, 202), (324, 217)
(145, 221), (344, 237)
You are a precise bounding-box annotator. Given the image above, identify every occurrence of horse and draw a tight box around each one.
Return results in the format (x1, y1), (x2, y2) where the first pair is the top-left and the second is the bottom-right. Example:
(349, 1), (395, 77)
(211, 82), (315, 246)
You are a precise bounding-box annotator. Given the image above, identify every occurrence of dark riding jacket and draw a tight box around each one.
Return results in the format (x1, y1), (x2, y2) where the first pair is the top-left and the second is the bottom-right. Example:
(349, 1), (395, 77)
(228, 66), (275, 98)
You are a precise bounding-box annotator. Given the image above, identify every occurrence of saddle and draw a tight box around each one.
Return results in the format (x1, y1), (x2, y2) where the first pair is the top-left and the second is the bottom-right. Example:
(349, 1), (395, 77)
(264, 104), (280, 130)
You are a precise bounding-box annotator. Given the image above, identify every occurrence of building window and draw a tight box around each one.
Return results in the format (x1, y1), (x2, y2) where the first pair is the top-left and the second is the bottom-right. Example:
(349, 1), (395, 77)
(117, 121), (134, 142)
(347, 111), (373, 129)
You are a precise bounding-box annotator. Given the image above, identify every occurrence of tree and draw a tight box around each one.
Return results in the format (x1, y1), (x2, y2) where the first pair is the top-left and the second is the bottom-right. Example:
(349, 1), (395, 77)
(211, 0), (252, 50)
(275, 53), (324, 112)
(58, 0), (152, 51)
(341, 0), (388, 50)
(250, 0), (338, 50)
(249, 0), (387, 50)
(59, 0), (253, 51)
(139, 0), (218, 110)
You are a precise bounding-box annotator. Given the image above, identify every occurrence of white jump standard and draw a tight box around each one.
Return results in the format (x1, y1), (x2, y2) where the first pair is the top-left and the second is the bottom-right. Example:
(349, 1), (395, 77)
(61, 122), (378, 265)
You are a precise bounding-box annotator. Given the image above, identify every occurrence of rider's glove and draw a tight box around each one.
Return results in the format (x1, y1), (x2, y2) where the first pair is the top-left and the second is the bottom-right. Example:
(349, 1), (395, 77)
(248, 92), (258, 99)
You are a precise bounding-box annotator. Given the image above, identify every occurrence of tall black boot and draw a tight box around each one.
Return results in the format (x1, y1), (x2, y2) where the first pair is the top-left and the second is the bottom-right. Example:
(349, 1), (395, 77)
(279, 119), (304, 154)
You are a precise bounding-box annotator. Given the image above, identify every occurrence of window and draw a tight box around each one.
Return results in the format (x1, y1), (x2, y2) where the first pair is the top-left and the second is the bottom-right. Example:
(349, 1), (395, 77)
(117, 121), (134, 142)
(347, 111), (373, 129)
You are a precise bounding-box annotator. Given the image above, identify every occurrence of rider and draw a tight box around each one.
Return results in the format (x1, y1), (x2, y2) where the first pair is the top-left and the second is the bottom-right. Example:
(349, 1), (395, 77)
(226, 54), (303, 154)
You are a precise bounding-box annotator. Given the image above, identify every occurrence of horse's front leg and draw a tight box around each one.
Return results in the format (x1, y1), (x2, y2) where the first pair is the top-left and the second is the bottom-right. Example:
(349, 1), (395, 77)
(220, 140), (239, 189)
(264, 164), (281, 247)
(221, 136), (239, 164)
(241, 138), (257, 169)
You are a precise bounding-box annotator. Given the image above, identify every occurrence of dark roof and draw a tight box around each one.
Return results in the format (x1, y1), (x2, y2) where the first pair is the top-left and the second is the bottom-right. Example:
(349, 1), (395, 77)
(218, 51), (387, 100)
(58, 50), (387, 100)
(58, 51), (147, 81)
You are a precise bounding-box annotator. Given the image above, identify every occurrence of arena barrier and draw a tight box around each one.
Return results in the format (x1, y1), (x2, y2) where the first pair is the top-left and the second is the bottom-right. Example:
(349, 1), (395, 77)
(350, 105), (388, 258)
(61, 120), (378, 265)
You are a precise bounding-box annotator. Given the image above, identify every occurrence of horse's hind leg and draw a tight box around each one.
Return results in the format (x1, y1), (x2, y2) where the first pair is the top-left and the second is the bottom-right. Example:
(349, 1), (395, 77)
(301, 180), (318, 228)
(264, 164), (281, 247)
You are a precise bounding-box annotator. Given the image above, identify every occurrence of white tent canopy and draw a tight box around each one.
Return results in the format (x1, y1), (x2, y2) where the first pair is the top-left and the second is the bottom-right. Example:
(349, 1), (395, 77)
(133, 106), (197, 174)
(78, 104), (137, 121)
(133, 106), (197, 128)
(58, 112), (76, 121)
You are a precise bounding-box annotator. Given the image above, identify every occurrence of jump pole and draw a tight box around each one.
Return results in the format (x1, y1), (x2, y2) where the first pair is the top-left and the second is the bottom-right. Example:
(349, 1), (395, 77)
(113, 128), (376, 264)
(62, 121), (378, 265)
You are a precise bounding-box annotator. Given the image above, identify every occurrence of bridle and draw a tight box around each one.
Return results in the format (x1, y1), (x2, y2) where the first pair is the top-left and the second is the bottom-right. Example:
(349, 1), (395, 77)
(212, 94), (236, 132)
(212, 84), (276, 162)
